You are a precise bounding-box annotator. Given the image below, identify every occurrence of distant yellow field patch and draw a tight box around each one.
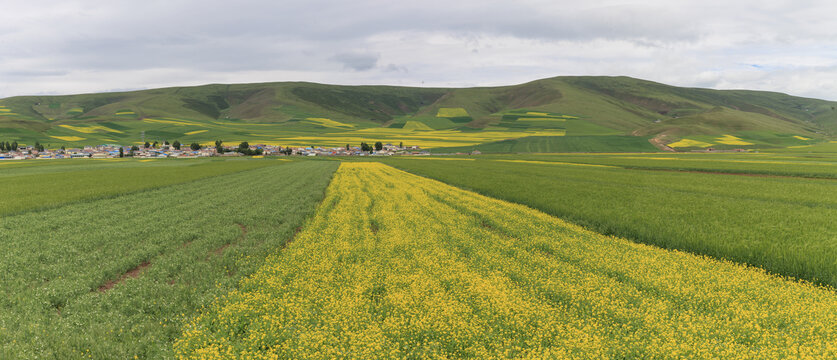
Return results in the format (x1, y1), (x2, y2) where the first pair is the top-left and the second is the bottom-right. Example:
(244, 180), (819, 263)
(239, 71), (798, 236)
(50, 135), (86, 141)
(0, 108), (11, 112)
(436, 108), (469, 118)
(67, 107), (84, 113)
(402, 121), (433, 131)
(667, 139), (714, 148)
(715, 135), (753, 146)
(788, 145), (813, 149)
(793, 135), (811, 141)
(115, 111), (135, 115)
(139, 159), (155, 162)
(59, 124), (124, 134)
(306, 117), (354, 128)
(185, 130), (208, 135)
(526, 112), (549, 116)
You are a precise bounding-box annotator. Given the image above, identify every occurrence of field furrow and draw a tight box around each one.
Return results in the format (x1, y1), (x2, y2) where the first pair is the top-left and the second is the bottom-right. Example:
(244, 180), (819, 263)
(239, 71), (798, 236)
(176, 162), (837, 359)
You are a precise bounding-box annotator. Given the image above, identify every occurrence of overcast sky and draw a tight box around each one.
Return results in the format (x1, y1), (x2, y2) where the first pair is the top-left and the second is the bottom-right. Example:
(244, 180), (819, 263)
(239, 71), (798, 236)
(1, 0), (836, 100)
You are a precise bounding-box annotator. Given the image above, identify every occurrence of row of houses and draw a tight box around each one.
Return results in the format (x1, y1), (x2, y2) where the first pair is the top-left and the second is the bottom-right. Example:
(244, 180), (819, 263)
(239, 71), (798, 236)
(0, 143), (428, 160)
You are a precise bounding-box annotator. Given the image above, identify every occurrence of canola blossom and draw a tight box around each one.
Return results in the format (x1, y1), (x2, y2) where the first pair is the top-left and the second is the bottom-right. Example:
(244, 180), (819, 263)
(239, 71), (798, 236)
(667, 138), (714, 148)
(436, 107), (469, 118)
(716, 134), (754, 146)
(176, 162), (837, 359)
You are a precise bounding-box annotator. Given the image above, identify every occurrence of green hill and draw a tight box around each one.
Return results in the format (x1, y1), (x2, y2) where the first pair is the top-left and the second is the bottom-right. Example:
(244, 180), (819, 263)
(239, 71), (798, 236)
(0, 76), (835, 151)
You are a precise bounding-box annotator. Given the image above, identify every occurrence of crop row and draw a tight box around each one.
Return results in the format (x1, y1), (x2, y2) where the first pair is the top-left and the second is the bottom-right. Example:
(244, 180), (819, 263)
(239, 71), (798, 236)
(0, 158), (274, 216)
(384, 157), (837, 288)
(0, 160), (338, 359)
(175, 162), (836, 359)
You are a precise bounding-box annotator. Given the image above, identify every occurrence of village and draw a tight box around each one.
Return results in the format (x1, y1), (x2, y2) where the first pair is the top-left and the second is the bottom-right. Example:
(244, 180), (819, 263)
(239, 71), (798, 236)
(0, 142), (431, 160)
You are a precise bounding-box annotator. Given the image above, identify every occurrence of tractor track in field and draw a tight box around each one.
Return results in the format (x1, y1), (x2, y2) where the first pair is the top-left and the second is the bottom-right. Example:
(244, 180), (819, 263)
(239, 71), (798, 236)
(97, 261), (151, 292)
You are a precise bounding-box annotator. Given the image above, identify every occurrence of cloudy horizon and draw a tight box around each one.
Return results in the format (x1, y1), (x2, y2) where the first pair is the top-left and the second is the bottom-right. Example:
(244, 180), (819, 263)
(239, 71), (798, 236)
(2, 0), (837, 100)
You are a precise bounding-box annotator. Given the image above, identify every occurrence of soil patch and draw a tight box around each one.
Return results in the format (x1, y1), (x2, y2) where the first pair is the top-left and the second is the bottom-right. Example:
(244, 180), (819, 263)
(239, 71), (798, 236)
(98, 261), (151, 292)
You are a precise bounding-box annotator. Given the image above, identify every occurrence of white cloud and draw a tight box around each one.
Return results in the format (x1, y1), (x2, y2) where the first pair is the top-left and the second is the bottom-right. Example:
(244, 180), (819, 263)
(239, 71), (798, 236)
(1, 0), (837, 99)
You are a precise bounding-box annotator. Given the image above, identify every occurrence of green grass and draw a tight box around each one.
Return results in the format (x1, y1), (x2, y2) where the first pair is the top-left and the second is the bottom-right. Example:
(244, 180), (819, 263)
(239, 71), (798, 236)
(381, 155), (837, 288)
(0, 160), (338, 359)
(497, 152), (837, 178)
(432, 135), (659, 153)
(2, 76), (837, 151)
(0, 158), (275, 216)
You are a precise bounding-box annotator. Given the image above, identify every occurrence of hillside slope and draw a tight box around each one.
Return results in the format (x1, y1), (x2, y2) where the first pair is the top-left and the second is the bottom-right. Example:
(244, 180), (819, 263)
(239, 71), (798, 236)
(0, 76), (834, 150)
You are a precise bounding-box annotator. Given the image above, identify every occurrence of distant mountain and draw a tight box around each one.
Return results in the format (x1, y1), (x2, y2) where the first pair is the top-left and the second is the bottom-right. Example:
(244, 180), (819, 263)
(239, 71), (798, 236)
(0, 76), (834, 151)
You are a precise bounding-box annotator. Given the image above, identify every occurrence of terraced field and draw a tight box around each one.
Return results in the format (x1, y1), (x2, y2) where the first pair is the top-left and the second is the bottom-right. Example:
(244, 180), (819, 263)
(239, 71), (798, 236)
(175, 162), (836, 358)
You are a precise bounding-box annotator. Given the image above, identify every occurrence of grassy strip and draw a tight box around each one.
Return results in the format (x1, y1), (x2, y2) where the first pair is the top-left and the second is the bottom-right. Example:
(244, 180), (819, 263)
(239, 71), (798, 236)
(0, 160), (338, 359)
(504, 153), (837, 178)
(382, 158), (837, 288)
(431, 135), (659, 154)
(175, 162), (836, 358)
(0, 158), (277, 216)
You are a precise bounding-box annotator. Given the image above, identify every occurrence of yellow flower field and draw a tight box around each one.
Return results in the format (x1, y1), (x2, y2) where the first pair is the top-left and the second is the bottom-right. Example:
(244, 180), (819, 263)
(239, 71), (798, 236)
(59, 124), (124, 134)
(184, 130), (209, 135)
(667, 138), (714, 148)
(49, 135), (86, 141)
(175, 162), (837, 359)
(716, 134), (754, 145)
(436, 107), (469, 118)
(794, 135), (812, 141)
(306, 117), (355, 128)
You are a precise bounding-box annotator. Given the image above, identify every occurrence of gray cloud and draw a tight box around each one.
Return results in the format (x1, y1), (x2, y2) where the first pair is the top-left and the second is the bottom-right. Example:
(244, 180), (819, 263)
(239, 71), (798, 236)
(1, 0), (837, 99)
(331, 52), (380, 71)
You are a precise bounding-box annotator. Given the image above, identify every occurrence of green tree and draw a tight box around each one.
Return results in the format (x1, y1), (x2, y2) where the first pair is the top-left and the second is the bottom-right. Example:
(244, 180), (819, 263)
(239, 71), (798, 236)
(346, 144), (350, 151)
(144, 141), (150, 148)
(11, 141), (18, 151)
(238, 141), (250, 153)
(164, 140), (170, 146)
(215, 140), (224, 154)
(152, 141), (159, 148)
(375, 142), (383, 151)
(190, 142), (201, 151)
(172, 140), (181, 150)
(119, 147), (124, 158)
(360, 142), (370, 152)
(399, 141), (403, 148)
(0, 141), (5, 151)
(131, 145), (139, 151)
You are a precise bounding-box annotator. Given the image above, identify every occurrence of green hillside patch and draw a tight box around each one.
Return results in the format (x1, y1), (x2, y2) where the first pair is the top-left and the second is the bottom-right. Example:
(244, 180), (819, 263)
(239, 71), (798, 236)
(432, 135), (658, 153)
(0, 76), (836, 147)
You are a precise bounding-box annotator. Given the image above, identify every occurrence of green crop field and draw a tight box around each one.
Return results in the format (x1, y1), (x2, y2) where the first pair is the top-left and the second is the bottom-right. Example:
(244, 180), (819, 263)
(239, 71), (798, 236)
(381, 154), (837, 288)
(0, 160), (338, 359)
(174, 162), (836, 359)
(2, 154), (837, 358)
(0, 158), (275, 216)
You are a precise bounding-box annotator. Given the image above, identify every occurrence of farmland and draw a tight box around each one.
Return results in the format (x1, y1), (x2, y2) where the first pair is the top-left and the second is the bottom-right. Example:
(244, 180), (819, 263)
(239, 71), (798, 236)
(381, 154), (837, 288)
(175, 162), (836, 359)
(0, 160), (338, 359)
(0, 158), (274, 216)
(1, 76), (836, 153)
(0, 153), (836, 358)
